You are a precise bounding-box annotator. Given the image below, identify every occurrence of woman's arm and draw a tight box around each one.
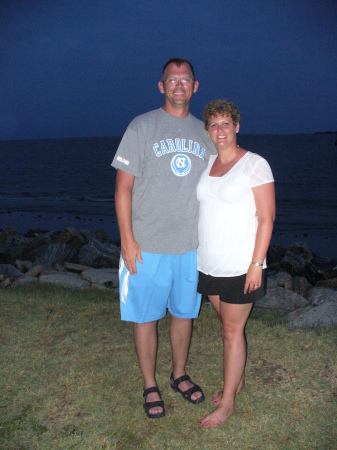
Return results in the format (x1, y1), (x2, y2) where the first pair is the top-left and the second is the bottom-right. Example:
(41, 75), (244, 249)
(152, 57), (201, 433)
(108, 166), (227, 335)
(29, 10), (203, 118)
(244, 182), (276, 294)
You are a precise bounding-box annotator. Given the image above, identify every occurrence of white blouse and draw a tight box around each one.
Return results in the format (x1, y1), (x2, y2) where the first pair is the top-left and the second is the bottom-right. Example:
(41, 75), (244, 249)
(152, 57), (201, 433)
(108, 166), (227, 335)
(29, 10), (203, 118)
(197, 151), (274, 277)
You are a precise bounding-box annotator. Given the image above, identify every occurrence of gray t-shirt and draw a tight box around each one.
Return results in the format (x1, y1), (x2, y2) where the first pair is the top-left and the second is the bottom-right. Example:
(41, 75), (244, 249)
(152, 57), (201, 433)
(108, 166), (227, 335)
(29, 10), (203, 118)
(112, 108), (214, 254)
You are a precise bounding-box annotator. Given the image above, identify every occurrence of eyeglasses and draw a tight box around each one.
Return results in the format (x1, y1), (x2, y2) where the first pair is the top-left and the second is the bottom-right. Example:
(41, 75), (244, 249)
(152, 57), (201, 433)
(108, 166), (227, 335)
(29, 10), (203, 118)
(163, 77), (194, 86)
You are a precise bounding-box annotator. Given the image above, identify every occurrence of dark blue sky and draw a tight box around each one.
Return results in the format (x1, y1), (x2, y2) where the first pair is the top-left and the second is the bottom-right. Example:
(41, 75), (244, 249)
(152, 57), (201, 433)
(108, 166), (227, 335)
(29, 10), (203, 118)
(1, 0), (336, 140)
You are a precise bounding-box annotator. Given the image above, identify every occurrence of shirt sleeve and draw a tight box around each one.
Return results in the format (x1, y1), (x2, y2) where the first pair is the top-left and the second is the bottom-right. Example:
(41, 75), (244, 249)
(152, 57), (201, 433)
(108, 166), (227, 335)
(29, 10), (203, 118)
(248, 154), (274, 187)
(111, 120), (143, 177)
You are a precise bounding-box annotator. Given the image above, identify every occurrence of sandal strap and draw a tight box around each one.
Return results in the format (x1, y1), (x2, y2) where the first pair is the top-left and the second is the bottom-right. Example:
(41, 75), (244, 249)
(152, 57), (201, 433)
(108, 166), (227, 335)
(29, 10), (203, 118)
(143, 386), (161, 397)
(170, 372), (205, 403)
(181, 384), (202, 398)
(171, 373), (191, 387)
(143, 400), (164, 413)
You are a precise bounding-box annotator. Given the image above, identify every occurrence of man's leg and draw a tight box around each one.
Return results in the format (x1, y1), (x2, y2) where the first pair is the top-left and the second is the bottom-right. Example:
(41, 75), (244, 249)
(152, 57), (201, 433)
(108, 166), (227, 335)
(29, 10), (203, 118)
(170, 315), (203, 402)
(134, 321), (163, 415)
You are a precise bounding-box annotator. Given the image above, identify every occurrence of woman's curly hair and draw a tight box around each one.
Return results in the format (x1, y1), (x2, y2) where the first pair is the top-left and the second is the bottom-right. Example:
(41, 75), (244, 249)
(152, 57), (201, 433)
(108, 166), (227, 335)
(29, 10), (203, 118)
(203, 99), (241, 130)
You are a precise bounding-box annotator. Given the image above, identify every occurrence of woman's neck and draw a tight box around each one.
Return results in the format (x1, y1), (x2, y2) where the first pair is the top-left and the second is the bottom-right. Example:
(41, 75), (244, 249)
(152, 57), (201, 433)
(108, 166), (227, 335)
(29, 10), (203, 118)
(216, 145), (240, 164)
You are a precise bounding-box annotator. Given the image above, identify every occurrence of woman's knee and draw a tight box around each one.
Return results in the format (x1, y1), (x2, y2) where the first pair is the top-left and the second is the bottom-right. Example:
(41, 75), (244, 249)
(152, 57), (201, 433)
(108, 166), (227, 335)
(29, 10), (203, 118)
(220, 321), (244, 342)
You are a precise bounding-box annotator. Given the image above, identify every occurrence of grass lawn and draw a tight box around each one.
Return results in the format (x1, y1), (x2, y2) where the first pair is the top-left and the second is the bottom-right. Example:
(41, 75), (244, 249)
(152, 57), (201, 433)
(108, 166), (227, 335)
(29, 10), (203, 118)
(0, 284), (336, 449)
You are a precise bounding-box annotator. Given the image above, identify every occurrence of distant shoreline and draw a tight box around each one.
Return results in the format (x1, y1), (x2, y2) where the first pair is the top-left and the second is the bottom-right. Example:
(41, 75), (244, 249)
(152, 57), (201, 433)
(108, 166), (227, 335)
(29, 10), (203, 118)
(0, 210), (120, 242)
(1, 132), (337, 143)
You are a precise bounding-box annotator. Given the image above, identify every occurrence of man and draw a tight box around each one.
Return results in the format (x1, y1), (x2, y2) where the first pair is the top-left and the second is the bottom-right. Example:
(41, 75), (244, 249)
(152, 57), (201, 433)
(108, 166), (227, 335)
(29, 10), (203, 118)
(111, 58), (214, 419)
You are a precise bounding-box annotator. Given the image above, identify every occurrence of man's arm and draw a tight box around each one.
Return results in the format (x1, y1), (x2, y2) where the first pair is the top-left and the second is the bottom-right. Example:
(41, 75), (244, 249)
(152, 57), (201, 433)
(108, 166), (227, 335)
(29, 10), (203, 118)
(115, 169), (143, 275)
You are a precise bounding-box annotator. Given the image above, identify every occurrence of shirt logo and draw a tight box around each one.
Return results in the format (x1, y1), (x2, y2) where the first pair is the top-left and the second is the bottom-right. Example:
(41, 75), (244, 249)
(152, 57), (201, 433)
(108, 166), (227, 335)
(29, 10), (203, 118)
(116, 156), (130, 165)
(177, 127), (182, 133)
(171, 154), (191, 177)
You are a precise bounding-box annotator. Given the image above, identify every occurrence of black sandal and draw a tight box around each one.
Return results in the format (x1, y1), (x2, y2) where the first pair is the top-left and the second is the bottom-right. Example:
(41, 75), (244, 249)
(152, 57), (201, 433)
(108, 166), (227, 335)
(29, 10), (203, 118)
(170, 372), (205, 404)
(143, 386), (165, 419)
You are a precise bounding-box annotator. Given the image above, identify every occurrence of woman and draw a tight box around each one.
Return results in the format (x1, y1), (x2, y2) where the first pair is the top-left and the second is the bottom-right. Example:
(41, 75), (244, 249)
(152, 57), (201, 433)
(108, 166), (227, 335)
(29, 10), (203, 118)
(197, 99), (275, 428)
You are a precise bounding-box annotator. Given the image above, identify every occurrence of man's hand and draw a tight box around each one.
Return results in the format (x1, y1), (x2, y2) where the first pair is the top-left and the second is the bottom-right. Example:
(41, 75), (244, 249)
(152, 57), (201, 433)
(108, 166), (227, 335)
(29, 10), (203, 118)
(115, 169), (143, 275)
(121, 238), (143, 275)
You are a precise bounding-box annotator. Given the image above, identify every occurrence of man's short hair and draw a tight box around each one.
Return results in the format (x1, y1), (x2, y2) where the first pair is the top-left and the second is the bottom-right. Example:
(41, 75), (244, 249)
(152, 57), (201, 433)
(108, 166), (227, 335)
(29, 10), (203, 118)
(162, 58), (195, 80)
(203, 99), (241, 130)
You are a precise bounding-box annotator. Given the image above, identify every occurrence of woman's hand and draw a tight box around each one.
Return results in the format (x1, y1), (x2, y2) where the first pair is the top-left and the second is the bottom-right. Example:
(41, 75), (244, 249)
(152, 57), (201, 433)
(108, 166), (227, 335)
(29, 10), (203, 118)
(244, 264), (262, 294)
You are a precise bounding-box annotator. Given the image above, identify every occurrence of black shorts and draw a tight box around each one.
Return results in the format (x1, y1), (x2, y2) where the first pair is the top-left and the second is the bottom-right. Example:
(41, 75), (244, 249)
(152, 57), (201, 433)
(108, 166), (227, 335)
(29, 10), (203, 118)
(197, 270), (266, 304)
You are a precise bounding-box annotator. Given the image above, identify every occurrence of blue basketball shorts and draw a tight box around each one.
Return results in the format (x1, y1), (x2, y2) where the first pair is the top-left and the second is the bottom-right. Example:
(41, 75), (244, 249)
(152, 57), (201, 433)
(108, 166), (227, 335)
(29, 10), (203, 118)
(119, 251), (202, 323)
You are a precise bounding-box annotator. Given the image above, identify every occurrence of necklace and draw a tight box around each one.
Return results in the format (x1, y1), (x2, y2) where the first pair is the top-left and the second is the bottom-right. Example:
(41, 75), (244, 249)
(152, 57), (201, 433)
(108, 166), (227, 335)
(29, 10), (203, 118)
(217, 145), (240, 163)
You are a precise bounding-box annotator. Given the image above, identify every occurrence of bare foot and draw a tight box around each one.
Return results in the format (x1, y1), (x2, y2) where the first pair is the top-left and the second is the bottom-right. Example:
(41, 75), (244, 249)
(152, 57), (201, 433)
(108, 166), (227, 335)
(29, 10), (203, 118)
(211, 391), (223, 405)
(211, 379), (245, 404)
(199, 403), (235, 428)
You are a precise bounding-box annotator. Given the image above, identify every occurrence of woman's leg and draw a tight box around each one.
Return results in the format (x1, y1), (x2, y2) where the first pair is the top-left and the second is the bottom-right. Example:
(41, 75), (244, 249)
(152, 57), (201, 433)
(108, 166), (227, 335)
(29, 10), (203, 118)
(200, 299), (253, 428)
(207, 295), (245, 404)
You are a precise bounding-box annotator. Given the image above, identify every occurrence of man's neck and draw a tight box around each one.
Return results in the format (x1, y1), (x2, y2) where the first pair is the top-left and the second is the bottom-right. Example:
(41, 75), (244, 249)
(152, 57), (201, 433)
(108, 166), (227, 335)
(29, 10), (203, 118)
(162, 103), (190, 118)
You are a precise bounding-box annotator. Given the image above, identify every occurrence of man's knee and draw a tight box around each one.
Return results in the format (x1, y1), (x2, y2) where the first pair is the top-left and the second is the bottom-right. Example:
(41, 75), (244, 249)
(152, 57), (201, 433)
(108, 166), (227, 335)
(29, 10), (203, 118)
(134, 320), (157, 332)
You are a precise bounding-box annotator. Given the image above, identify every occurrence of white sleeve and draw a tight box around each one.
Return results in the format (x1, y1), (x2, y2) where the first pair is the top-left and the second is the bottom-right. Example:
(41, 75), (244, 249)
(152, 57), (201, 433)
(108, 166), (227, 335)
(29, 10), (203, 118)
(249, 155), (274, 187)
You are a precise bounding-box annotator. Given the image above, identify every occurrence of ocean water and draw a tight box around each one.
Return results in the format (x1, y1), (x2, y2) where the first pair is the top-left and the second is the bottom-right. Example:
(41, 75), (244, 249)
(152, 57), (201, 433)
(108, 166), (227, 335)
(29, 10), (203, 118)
(1, 134), (336, 259)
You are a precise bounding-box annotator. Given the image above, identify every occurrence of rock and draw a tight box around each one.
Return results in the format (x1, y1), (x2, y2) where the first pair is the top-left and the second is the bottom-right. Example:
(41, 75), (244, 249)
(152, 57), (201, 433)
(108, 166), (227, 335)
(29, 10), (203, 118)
(0, 264), (23, 277)
(90, 284), (114, 291)
(15, 260), (33, 273)
(289, 242), (315, 258)
(36, 243), (78, 266)
(24, 228), (48, 238)
(315, 278), (337, 288)
(1, 278), (11, 287)
(287, 276), (308, 298)
(31, 259), (58, 274)
(63, 262), (90, 273)
(94, 229), (113, 244)
(78, 236), (120, 268)
(0, 227), (16, 243)
(52, 227), (77, 243)
(303, 257), (337, 285)
(266, 272), (309, 297)
(279, 242), (315, 276)
(287, 302), (337, 329)
(285, 287), (337, 329)
(0, 234), (31, 263)
(52, 227), (86, 251)
(266, 270), (292, 289)
(307, 287), (337, 306)
(1, 230), (334, 327)
(11, 276), (39, 287)
(77, 229), (92, 240)
(81, 268), (119, 288)
(255, 287), (311, 312)
(27, 231), (59, 258)
(24, 264), (44, 278)
(267, 244), (288, 269)
(39, 273), (91, 289)
(54, 264), (67, 272)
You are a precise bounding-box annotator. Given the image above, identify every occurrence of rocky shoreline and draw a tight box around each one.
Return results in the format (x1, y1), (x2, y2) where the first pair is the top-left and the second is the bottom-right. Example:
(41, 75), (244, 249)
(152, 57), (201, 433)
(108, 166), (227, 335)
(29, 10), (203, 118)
(1, 226), (336, 329)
